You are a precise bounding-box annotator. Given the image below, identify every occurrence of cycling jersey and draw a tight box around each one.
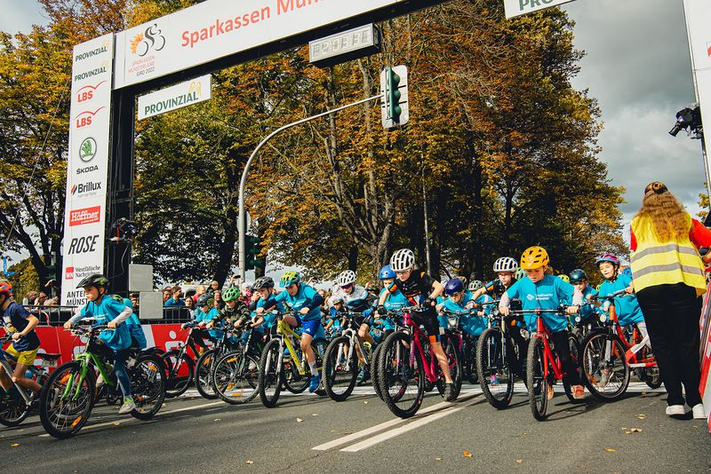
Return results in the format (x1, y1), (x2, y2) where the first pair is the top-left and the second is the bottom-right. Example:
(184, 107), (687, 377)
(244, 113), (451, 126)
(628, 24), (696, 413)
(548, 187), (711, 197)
(122, 297), (147, 350)
(253, 296), (282, 332)
(381, 287), (410, 311)
(195, 307), (223, 339)
(504, 275), (574, 333)
(1, 301), (40, 352)
(213, 301), (251, 326)
(329, 285), (372, 312)
(71, 295), (133, 351)
(273, 283), (323, 322)
(576, 285), (600, 322)
(599, 273), (645, 326)
(390, 271), (436, 306)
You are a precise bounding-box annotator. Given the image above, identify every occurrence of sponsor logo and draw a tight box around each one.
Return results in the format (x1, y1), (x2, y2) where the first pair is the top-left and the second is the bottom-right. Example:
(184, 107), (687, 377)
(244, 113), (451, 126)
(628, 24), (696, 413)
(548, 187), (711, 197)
(76, 165), (99, 175)
(69, 206), (101, 227)
(79, 137), (97, 163)
(74, 40), (110, 63)
(73, 60), (109, 82)
(526, 294), (535, 301)
(66, 234), (100, 255)
(75, 107), (106, 129)
(71, 264), (102, 279)
(707, 42), (711, 58)
(76, 81), (106, 103)
(131, 24), (166, 57)
(65, 267), (75, 280)
(71, 181), (102, 197)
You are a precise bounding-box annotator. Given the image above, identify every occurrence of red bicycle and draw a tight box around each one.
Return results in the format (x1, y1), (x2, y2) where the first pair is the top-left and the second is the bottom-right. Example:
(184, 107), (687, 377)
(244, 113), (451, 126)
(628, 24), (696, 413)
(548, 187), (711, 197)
(378, 305), (462, 418)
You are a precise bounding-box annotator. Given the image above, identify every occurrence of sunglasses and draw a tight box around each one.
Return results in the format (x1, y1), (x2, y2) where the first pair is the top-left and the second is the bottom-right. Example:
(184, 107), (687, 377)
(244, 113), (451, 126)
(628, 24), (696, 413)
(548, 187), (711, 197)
(340, 284), (353, 290)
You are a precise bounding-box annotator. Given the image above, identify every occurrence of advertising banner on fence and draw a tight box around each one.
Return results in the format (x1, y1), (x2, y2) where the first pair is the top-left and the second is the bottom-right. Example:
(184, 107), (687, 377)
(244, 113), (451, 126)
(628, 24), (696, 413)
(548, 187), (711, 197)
(61, 34), (114, 306)
(113, 0), (409, 89)
(503, 0), (576, 19)
(137, 74), (212, 120)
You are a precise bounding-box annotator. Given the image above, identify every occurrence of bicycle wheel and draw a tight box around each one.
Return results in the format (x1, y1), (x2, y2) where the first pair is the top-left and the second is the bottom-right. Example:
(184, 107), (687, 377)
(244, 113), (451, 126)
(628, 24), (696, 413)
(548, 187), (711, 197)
(195, 349), (219, 400)
(526, 336), (549, 421)
(0, 389), (31, 427)
(476, 328), (514, 409)
(378, 331), (424, 419)
(161, 350), (194, 398)
(39, 361), (96, 439)
(130, 354), (166, 420)
(564, 334), (585, 404)
(463, 336), (478, 384)
(436, 335), (463, 399)
(322, 335), (358, 401)
(581, 332), (630, 401)
(371, 341), (385, 400)
(635, 345), (662, 389)
(258, 339), (283, 408)
(212, 350), (260, 405)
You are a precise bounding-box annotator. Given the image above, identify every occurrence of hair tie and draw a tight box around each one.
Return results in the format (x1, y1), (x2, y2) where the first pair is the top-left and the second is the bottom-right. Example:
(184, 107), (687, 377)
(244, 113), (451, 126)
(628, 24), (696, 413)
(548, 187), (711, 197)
(644, 181), (668, 197)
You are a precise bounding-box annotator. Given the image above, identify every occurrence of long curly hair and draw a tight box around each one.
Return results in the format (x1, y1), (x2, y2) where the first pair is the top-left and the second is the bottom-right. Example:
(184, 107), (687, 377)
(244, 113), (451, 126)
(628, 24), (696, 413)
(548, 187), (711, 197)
(634, 181), (689, 242)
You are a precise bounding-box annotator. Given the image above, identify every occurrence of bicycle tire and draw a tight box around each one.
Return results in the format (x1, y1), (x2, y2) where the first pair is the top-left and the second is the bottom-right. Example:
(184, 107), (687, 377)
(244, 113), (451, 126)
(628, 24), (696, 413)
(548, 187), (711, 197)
(130, 354), (166, 420)
(322, 335), (358, 401)
(476, 327), (514, 409)
(463, 336), (479, 384)
(527, 336), (548, 421)
(564, 334), (585, 404)
(258, 339), (283, 408)
(162, 350), (194, 398)
(378, 331), (424, 419)
(39, 361), (96, 439)
(0, 392), (31, 427)
(635, 345), (662, 389)
(436, 335), (463, 400)
(371, 341), (385, 401)
(581, 331), (630, 401)
(212, 350), (260, 405)
(195, 349), (219, 400)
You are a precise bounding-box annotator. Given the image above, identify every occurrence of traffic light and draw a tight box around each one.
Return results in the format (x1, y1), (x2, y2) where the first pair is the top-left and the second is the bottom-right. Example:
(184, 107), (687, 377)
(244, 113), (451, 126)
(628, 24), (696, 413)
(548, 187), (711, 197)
(245, 235), (263, 270)
(381, 65), (409, 129)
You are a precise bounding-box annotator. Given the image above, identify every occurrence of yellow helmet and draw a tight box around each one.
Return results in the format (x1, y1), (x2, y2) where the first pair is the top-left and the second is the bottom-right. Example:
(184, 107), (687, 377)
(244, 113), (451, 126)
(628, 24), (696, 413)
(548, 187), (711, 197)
(520, 246), (550, 270)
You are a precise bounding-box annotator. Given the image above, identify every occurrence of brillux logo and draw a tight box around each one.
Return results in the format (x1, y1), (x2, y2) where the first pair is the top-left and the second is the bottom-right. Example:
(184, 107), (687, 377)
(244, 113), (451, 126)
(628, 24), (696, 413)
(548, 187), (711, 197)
(79, 137), (97, 163)
(71, 181), (102, 196)
(131, 23), (166, 57)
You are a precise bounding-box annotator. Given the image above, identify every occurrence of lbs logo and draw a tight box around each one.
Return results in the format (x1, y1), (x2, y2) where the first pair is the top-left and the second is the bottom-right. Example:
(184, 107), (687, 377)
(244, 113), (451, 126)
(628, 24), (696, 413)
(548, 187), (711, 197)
(131, 23), (166, 57)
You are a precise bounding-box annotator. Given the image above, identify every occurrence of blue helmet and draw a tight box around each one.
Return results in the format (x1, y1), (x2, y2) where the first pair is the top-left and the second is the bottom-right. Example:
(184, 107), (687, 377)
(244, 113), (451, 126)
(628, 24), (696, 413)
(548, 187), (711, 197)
(379, 265), (396, 280)
(444, 278), (465, 296)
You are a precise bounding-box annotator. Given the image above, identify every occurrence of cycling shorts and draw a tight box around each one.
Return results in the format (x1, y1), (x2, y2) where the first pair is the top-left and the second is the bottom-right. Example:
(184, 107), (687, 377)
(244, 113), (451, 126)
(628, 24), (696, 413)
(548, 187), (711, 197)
(6, 345), (40, 366)
(295, 315), (323, 339)
(410, 309), (441, 340)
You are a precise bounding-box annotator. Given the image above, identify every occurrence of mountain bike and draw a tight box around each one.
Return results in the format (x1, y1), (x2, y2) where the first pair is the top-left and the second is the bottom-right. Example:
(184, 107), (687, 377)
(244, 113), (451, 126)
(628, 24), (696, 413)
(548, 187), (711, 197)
(0, 329), (57, 427)
(161, 322), (202, 398)
(378, 305), (462, 419)
(211, 327), (263, 405)
(322, 311), (373, 402)
(440, 307), (481, 384)
(370, 309), (405, 401)
(194, 324), (241, 400)
(39, 325), (166, 439)
(257, 312), (327, 407)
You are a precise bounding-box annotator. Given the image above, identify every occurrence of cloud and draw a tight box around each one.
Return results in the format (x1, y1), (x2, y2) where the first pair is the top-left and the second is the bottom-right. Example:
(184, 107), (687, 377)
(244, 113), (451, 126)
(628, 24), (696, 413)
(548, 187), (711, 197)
(0, 0), (47, 34)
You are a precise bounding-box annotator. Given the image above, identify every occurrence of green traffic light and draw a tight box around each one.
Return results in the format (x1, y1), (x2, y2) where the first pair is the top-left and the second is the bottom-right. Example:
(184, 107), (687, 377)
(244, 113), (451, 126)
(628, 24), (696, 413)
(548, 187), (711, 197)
(387, 68), (401, 121)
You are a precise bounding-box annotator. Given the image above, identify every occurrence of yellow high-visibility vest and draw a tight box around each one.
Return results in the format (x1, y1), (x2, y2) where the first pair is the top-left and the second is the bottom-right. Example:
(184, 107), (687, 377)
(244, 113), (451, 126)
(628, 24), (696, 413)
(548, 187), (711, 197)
(630, 213), (707, 297)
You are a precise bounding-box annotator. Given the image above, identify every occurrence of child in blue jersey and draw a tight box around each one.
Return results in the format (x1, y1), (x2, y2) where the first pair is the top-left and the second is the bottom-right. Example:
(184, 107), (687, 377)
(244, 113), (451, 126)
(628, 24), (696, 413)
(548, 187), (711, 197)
(250, 277), (282, 336)
(262, 271), (325, 392)
(184, 293), (220, 354)
(499, 247), (585, 400)
(596, 254), (649, 343)
(64, 274), (136, 415)
(472, 257), (519, 301)
(371, 265), (409, 334)
(436, 279), (488, 338)
(113, 295), (147, 350)
(569, 269), (599, 323)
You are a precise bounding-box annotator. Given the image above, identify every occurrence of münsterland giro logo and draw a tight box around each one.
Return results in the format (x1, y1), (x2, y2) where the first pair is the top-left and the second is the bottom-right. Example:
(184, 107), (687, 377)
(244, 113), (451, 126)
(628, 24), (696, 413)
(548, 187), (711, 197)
(79, 137), (97, 163)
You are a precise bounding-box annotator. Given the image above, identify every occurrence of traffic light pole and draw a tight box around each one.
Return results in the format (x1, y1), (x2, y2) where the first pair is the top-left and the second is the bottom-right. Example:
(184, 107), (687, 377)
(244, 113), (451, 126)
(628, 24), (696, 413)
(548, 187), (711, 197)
(238, 92), (384, 279)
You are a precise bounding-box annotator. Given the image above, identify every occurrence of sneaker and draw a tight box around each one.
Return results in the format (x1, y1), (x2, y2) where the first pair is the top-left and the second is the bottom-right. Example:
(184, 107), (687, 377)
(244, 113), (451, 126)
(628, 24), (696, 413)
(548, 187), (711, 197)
(665, 404), (687, 419)
(599, 369), (611, 388)
(571, 385), (585, 400)
(309, 374), (321, 393)
(356, 366), (370, 385)
(444, 382), (456, 402)
(546, 384), (554, 400)
(692, 404), (707, 420)
(119, 396), (136, 415)
(96, 373), (105, 388)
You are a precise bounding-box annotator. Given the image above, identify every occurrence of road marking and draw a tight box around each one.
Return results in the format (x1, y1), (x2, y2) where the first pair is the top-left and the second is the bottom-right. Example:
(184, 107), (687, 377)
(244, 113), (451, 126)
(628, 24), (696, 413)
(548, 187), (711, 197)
(340, 397), (480, 452)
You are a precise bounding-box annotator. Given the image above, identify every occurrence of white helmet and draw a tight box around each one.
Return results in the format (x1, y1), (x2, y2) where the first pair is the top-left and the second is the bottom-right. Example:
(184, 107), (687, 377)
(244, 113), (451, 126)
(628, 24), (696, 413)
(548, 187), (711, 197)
(493, 257), (518, 273)
(468, 280), (484, 292)
(336, 270), (356, 287)
(390, 249), (415, 272)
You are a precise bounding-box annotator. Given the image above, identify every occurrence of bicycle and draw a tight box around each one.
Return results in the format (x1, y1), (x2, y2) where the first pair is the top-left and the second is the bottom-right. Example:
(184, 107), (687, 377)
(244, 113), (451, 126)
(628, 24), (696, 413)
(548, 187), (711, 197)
(378, 305), (462, 419)
(211, 326), (263, 405)
(39, 325), (166, 439)
(161, 322), (203, 398)
(0, 329), (57, 427)
(194, 323), (241, 400)
(257, 312), (327, 407)
(370, 309), (405, 401)
(440, 307), (483, 385)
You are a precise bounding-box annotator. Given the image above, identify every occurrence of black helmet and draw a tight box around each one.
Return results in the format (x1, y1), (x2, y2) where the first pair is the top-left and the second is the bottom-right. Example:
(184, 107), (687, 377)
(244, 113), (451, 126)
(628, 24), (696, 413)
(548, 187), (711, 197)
(197, 294), (214, 308)
(77, 274), (109, 289)
(252, 276), (274, 291)
(569, 269), (588, 284)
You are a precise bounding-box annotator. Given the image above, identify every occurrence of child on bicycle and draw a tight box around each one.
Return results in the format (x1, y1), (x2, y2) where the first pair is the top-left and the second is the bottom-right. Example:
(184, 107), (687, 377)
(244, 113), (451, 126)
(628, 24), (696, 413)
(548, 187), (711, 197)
(113, 295), (147, 351)
(437, 278), (488, 340)
(369, 265), (408, 338)
(0, 279), (42, 398)
(499, 247), (585, 400)
(378, 249), (456, 401)
(208, 286), (251, 333)
(184, 294), (221, 354)
(568, 269), (599, 324)
(250, 277), (282, 338)
(64, 274), (136, 414)
(261, 271), (326, 392)
(471, 257), (519, 300)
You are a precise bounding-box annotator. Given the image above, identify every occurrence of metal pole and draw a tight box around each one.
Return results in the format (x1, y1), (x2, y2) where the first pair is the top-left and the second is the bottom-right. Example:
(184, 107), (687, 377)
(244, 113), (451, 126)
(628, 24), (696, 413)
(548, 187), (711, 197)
(422, 165), (431, 275)
(239, 93), (383, 279)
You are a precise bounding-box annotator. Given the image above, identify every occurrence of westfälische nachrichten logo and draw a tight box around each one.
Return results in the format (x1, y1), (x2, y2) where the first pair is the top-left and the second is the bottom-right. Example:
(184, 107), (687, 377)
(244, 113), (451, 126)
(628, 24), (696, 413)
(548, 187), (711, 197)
(131, 24), (166, 57)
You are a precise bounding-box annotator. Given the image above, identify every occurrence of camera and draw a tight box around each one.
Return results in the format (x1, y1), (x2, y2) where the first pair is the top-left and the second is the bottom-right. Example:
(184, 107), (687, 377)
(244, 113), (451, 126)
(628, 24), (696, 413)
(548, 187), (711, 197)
(669, 105), (702, 138)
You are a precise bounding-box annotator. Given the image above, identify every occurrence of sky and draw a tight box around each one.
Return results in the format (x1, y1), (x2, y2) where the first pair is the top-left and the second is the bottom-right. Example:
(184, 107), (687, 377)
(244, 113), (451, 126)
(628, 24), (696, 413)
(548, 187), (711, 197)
(0, 0), (706, 275)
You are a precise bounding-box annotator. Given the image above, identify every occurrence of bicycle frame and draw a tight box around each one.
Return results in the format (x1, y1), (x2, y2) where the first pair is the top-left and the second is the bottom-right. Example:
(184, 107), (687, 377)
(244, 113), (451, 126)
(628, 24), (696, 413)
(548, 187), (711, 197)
(403, 313), (441, 384)
(532, 315), (565, 382)
(268, 318), (308, 378)
(0, 349), (33, 404)
(336, 313), (371, 371)
(605, 302), (656, 369)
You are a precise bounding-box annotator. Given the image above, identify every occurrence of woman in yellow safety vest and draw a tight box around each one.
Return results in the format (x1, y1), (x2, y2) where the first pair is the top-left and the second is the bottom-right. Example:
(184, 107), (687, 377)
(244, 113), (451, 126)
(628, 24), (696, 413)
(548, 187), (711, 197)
(630, 181), (711, 420)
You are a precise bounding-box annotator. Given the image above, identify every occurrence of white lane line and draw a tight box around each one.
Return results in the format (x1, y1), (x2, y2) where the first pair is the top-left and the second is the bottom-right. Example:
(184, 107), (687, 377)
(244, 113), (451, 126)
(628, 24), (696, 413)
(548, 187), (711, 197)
(39, 401), (224, 437)
(340, 397), (480, 452)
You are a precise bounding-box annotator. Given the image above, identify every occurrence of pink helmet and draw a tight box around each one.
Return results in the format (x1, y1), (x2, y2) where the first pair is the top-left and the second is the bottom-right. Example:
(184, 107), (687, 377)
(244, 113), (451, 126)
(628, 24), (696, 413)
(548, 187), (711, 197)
(595, 253), (620, 266)
(0, 279), (12, 297)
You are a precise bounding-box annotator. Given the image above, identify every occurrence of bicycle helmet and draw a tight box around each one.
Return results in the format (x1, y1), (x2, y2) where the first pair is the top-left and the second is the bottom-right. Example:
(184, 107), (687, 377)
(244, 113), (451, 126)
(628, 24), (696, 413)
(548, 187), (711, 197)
(252, 276), (275, 291)
(222, 286), (240, 302)
(493, 257), (518, 273)
(515, 267), (526, 280)
(279, 271), (300, 287)
(468, 279), (484, 292)
(444, 278), (465, 296)
(197, 293), (214, 308)
(336, 270), (356, 287)
(379, 265), (396, 280)
(520, 246), (550, 270)
(390, 248), (415, 272)
(0, 279), (12, 297)
(595, 253), (620, 267)
(569, 269), (588, 284)
(558, 274), (570, 284)
(77, 274), (109, 289)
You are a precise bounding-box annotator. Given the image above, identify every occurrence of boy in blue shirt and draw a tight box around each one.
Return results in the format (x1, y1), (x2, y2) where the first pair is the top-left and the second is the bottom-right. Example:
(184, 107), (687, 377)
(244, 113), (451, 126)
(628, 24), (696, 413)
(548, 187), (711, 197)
(436, 279), (488, 338)
(499, 247), (585, 400)
(569, 269), (599, 323)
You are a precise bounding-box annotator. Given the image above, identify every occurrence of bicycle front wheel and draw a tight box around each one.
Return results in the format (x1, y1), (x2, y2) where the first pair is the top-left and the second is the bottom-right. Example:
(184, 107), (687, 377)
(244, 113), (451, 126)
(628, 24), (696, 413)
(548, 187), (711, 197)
(581, 332), (630, 401)
(378, 331), (424, 419)
(195, 349), (219, 400)
(130, 354), (166, 420)
(371, 341), (385, 401)
(258, 339), (283, 408)
(526, 336), (549, 421)
(39, 361), (96, 439)
(476, 328), (514, 409)
(212, 350), (260, 405)
(322, 335), (358, 402)
(161, 350), (194, 398)
(436, 335), (462, 400)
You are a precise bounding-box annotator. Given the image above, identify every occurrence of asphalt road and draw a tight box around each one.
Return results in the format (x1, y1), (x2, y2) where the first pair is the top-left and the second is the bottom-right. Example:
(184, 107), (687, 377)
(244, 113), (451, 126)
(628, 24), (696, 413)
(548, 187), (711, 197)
(2, 382), (709, 473)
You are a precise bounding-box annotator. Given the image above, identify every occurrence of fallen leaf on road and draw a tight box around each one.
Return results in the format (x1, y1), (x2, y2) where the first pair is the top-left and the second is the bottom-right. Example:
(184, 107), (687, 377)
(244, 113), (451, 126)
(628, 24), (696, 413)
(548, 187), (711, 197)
(463, 450), (473, 458)
(620, 427), (627, 430)
(637, 414), (646, 420)
(364, 401), (369, 404)
(246, 460), (254, 465)
(625, 431), (632, 435)
(312, 413), (318, 417)
(113, 422), (121, 426)
(516, 460), (523, 464)
(604, 448), (616, 453)
(630, 428), (642, 433)
(435, 458), (442, 462)
(296, 418), (304, 423)
(213, 418), (221, 422)
(330, 429), (337, 433)
(11, 443), (20, 447)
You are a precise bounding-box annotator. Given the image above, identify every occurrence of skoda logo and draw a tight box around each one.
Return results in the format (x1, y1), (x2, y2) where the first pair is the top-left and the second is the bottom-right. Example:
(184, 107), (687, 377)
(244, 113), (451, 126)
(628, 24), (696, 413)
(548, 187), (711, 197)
(79, 137), (97, 163)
